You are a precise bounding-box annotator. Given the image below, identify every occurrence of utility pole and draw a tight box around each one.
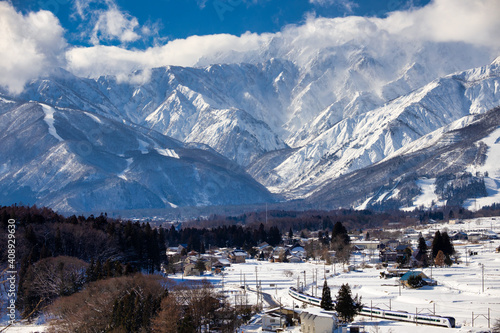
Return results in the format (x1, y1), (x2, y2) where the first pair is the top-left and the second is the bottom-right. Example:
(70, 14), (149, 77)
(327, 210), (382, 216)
(315, 268), (318, 297)
(255, 266), (258, 288)
(465, 246), (468, 266)
(482, 264), (485, 293)
(255, 266), (259, 308)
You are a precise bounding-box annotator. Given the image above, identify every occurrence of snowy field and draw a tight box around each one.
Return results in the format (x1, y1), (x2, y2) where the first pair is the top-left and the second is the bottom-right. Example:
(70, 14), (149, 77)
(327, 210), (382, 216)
(3, 217), (500, 333)
(186, 217), (500, 332)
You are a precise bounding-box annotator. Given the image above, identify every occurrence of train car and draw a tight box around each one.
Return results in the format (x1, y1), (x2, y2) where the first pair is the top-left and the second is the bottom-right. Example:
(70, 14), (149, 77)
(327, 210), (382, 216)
(288, 287), (455, 328)
(288, 287), (322, 306)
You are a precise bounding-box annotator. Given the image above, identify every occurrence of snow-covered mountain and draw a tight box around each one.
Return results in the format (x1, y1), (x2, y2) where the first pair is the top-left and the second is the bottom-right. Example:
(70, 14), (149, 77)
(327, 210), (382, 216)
(307, 105), (500, 211)
(18, 60), (296, 167)
(252, 57), (500, 198)
(0, 101), (274, 212)
(2, 37), (500, 211)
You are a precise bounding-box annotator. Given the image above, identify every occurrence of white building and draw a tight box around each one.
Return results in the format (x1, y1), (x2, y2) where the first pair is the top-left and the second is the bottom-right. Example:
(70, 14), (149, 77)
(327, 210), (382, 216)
(300, 308), (338, 333)
(262, 312), (284, 331)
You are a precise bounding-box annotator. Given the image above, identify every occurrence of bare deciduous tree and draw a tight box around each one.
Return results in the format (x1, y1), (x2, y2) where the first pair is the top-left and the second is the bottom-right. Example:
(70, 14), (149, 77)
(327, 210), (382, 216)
(47, 274), (166, 333)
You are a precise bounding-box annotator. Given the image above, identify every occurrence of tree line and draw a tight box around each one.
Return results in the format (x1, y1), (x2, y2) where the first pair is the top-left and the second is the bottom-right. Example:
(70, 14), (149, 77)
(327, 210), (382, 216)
(0, 205), (283, 325)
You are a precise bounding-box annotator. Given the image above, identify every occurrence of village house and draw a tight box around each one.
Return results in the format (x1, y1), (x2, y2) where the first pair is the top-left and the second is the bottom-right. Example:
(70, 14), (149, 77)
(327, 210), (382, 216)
(379, 247), (397, 263)
(262, 307), (299, 332)
(270, 247), (291, 262)
(399, 270), (434, 287)
(228, 249), (248, 263)
(350, 240), (381, 251)
(255, 242), (274, 256)
(395, 244), (413, 262)
(450, 231), (468, 241)
(300, 308), (338, 333)
(290, 245), (306, 259)
(288, 255), (303, 263)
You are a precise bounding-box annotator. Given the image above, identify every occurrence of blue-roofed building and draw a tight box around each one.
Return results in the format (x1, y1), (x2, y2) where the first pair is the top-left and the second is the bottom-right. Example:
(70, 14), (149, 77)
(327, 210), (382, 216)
(399, 271), (433, 288)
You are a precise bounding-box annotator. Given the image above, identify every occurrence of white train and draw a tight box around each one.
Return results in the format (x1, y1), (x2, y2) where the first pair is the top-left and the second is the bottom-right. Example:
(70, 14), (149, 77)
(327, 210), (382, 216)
(288, 287), (455, 328)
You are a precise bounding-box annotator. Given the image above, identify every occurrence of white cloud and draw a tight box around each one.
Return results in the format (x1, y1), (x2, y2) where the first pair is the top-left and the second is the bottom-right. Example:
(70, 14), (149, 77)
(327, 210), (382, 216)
(66, 32), (271, 77)
(0, 2), (66, 94)
(90, 5), (140, 44)
(196, 0), (208, 9)
(310, 0), (359, 13)
(1, 0), (499, 92)
(382, 0), (500, 47)
(66, 0), (500, 80)
(73, 0), (149, 45)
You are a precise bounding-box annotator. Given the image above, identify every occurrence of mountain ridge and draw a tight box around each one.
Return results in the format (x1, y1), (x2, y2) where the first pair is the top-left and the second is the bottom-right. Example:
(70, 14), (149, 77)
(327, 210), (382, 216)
(1, 45), (500, 212)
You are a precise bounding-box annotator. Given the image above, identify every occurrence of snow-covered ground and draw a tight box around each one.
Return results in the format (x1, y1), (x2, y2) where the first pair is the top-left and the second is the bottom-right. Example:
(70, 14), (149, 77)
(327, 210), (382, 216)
(182, 217), (500, 332)
(3, 217), (499, 332)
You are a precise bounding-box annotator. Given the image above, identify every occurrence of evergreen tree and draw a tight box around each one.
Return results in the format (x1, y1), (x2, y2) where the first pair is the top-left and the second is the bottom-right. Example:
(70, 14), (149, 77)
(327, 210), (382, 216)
(331, 222), (350, 252)
(417, 236), (429, 267)
(407, 274), (424, 288)
(441, 232), (455, 257)
(431, 231), (443, 259)
(54, 227), (63, 255)
(320, 280), (334, 310)
(432, 231), (455, 265)
(288, 227), (293, 239)
(268, 226), (282, 246)
(334, 283), (362, 323)
(94, 259), (103, 280)
(194, 259), (206, 274)
(86, 258), (96, 283)
(103, 259), (113, 278)
(114, 261), (124, 277)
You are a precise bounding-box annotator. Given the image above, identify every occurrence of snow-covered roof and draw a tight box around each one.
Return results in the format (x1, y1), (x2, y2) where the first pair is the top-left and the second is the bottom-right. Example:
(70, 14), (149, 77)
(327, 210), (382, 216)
(300, 307), (337, 319)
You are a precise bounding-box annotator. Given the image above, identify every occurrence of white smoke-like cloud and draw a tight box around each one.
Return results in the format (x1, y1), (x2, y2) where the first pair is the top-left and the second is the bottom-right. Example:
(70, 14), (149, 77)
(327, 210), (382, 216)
(0, 2), (66, 94)
(73, 0), (155, 45)
(383, 0), (500, 47)
(0, 0), (499, 93)
(309, 0), (359, 13)
(64, 0), (500, 78)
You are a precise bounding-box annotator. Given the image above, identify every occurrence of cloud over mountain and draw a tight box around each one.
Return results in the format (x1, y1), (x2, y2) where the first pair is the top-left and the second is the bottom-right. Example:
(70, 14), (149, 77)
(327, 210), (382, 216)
(0, 2), (66, 94)
(1, 0), (499, 94)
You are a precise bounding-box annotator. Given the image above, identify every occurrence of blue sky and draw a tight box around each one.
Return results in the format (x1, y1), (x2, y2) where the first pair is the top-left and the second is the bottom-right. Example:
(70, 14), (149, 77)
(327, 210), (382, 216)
(1, 0), (499, 94)
(10, 0), (430, 47)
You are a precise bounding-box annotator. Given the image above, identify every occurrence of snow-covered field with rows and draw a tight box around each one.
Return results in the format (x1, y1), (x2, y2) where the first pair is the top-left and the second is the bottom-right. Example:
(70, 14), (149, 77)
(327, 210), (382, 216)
(3, 217), (500, 333)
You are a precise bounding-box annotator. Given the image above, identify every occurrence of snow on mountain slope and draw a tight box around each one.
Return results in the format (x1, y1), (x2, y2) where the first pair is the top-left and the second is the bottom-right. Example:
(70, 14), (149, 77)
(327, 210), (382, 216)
(307, 106), (500, 211)
(253, 59), (500, 198)
(17, 60), (296, 166)
(0, 102), (274, 212)
(464, 127), (500, 209)
(2, 27), (499, 211)
(185, 107), (286, 166)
